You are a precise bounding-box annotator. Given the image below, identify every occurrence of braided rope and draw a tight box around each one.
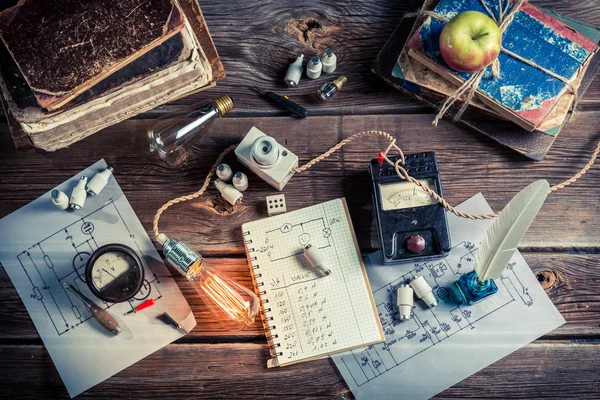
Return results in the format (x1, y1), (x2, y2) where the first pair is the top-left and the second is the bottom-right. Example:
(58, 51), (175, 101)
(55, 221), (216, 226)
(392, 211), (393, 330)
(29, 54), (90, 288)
(152, 131), (600, 239)
(152, 144), (238, 239)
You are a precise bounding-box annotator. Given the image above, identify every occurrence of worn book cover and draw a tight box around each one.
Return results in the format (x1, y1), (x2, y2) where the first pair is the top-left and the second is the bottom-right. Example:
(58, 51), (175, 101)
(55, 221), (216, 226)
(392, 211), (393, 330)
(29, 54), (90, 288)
(0, 0), (225, 151)
(406, 0), (599, 131)
(0, 0), (186, 110)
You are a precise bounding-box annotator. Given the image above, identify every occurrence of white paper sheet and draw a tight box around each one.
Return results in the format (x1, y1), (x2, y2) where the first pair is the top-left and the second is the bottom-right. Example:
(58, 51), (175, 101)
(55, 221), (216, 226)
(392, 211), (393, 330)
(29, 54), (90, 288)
(0, 160), (196, 397)
(331, 193), (565, 400)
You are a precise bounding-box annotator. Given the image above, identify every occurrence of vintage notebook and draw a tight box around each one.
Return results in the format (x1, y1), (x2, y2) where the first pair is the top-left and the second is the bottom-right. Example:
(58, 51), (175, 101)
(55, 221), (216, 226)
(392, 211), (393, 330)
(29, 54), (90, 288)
(373, 0), (600, 160)
(242, 199), (385, 368)
(0, 0), (185, 111)
(406, 0), (599, 132)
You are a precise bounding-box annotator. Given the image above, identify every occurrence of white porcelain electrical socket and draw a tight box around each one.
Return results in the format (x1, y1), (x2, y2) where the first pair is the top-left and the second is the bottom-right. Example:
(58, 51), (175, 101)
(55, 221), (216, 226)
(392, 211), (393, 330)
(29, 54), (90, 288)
(321, 49), (337, 74)
(396, 284), (414, 320)
(306, 56), (322, 79)
(266, 194), (287, 216)
(235, 127), (298, 191)
(69, 177), (88, 210)
(410, 276), (437, 308)
(86, 166), (113, 195)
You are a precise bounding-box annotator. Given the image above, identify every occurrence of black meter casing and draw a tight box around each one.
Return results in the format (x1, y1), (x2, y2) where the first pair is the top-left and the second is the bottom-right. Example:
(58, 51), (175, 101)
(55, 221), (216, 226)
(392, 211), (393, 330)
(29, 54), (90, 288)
(85, 244), (145, 303)
(369, 152), (451, 265)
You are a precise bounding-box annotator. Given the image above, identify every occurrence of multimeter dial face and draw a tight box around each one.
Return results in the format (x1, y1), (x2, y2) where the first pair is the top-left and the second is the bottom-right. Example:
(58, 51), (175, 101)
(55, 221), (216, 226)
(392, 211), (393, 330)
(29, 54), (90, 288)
(85, 244), (144, 303)
(379, 178), (438, 211)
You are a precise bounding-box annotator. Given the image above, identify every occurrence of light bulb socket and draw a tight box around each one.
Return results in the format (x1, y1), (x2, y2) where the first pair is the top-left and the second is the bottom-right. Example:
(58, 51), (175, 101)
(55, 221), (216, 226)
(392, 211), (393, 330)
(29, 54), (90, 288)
(161, 238), (201, 274)
(332, 75), (347, 90)
(212, 95), (234, 117)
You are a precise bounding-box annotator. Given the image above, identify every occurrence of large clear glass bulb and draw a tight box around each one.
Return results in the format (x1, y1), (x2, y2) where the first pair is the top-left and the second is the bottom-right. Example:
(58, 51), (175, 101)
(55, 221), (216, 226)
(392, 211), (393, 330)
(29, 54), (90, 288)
(158, 234), (259, 330)
(148, 96), (233, 167)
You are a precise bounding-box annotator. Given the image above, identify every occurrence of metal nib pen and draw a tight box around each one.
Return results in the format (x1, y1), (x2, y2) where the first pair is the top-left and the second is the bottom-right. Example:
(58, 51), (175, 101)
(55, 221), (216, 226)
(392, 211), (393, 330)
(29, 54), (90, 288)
(252, 87), (309, 118)
(63, 283), (121, 335)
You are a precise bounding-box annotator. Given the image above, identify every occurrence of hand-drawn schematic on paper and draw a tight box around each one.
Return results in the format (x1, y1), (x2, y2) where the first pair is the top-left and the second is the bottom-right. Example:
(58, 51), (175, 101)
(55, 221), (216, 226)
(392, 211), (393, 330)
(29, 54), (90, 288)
(0, 159), (195, 398)
(331, 194), (565, 400)
(262, 217), (332, 262)
(16, 199), (163, 336)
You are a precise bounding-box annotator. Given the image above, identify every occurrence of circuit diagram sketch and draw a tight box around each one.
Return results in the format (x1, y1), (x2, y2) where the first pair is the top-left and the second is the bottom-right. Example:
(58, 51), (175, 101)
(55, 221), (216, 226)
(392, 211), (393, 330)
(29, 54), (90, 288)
(331, 194), (565, 400)
(262, 217), (332, 262)
(16, 199), (163, 336)
(0, 160), (195, 398)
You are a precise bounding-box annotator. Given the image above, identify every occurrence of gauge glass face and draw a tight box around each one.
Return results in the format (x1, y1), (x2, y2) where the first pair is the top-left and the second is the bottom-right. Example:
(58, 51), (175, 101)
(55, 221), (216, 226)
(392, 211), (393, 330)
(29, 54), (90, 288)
(91, 250), (136, 290)
(379, 178), (438, 211)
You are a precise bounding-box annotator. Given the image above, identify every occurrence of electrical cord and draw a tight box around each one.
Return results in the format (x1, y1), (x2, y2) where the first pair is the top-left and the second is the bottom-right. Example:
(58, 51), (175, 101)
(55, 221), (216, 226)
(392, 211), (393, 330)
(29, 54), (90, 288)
(153, 131), (600, 239)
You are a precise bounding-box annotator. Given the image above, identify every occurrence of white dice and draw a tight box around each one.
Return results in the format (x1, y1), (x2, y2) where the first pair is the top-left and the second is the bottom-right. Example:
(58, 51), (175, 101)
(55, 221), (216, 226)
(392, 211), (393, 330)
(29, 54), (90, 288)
(266, 194), (286, 216)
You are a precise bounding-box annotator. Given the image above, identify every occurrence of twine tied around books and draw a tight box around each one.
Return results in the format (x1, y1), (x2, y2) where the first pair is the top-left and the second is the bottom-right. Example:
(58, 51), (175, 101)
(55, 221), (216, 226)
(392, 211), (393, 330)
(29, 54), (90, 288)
(412, 0), (580, 126)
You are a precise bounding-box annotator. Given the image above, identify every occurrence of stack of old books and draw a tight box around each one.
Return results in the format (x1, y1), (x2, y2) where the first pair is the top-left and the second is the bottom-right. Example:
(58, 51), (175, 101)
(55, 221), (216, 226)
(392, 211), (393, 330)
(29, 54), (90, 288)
(374, 0), (600, 160)
(0, 0), (224, 151)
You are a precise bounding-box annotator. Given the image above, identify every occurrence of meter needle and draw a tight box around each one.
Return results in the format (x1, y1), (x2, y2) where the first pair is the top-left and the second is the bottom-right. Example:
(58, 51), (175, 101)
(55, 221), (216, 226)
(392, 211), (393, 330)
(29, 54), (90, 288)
(63, 283), (121, 335)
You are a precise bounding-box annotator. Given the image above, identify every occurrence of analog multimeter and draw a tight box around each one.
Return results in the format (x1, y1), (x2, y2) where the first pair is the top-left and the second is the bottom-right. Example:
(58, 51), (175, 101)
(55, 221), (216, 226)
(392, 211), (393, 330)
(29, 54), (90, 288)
(369, 152), (451, 264)
(85, 244), (145, 303)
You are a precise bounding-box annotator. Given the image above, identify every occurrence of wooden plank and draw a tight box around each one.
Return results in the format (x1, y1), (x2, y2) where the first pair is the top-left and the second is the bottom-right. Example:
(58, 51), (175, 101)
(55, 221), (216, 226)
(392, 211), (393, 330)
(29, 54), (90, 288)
(1, 253), (598, 339)
(0, 341), (598, 399)
(1, 113), (599, 251)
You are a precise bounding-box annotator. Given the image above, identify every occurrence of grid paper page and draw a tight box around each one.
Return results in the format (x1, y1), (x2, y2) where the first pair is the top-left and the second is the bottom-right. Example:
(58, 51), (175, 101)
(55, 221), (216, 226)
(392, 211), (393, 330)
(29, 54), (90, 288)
(243, 198), (384, 366)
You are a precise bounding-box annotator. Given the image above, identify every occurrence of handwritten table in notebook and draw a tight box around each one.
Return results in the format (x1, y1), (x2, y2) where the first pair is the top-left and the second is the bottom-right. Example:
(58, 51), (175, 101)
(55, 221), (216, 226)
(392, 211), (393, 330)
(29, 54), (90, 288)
(1, 0), (600, 398)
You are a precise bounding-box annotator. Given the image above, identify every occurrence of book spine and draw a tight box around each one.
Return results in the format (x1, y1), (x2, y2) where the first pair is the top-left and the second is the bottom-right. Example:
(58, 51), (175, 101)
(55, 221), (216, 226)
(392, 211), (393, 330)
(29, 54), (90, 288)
(243, 230), (282, 361)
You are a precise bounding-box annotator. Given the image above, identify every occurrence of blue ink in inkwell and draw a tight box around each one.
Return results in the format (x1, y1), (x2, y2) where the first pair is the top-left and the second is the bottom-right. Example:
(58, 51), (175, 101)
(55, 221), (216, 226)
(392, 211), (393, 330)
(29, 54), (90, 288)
(449, 270), (498, 305)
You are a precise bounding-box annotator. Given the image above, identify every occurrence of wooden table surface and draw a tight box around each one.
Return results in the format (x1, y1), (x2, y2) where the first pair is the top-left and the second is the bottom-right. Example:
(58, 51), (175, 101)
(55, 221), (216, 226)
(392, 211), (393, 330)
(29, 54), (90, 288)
(1, 1), (600, 399)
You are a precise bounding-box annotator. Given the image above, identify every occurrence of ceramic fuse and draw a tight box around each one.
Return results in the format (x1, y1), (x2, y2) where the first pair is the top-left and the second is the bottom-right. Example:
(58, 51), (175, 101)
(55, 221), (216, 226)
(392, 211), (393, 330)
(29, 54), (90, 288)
(410, 276), (437, 308)
(214, 179), (243, 205)
(303, 244), (331, 276)
(216, 164), (233, 181)
(86, 166), (114, 196)
(321, 49), (337, 74)
(69, 177), (88, 210)
(396, 284), (414, 320)
(232, 172), (248, 191)
(284, 54), (304, 87)
(306, 56), (322, 79)
(51, 190), (70, 210)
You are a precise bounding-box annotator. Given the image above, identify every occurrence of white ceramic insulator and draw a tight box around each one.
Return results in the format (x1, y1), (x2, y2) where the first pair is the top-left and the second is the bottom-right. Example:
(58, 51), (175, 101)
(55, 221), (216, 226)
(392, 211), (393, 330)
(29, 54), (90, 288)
(214, 179), (243, 205)
(86, 166), (113, 195)
(303, 244), (330, 275)
(396, 285), (414, 320)
(232, 172), (249, 191)
(216, 164), (233, 181)
(410, 276), (437, 308)
(69, 177), (88, 210)
(306, 56), (322, 79)
(284, 54), (304, 87)
(51, 190), (69, 210)
(321, 50), (337, 74)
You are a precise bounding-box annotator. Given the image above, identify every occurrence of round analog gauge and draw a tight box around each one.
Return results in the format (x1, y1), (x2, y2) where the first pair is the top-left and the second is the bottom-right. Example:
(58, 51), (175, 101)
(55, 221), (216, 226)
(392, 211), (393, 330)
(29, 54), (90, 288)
(379, 178), (439, 211)
(85, 244), (144, 303)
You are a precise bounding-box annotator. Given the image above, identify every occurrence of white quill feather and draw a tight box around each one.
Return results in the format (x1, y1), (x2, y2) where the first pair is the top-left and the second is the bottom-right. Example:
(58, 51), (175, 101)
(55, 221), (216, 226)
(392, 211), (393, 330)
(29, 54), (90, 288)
(474, 180), (549, 282)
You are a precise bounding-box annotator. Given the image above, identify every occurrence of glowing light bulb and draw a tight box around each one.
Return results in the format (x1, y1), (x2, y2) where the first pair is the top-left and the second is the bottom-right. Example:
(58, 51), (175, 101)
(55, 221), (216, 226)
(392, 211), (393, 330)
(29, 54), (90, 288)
(158, 234), (258, 330)
(148, 96), (234, 167)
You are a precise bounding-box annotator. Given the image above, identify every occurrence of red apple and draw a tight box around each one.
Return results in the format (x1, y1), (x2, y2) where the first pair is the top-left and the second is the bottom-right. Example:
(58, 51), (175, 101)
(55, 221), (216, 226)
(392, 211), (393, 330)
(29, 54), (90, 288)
(439, 11), (502, 73)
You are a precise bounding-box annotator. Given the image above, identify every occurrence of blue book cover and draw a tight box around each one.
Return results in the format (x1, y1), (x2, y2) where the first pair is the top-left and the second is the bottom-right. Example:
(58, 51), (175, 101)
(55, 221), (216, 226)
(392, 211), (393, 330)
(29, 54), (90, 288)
(407, 0), (599, 128)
